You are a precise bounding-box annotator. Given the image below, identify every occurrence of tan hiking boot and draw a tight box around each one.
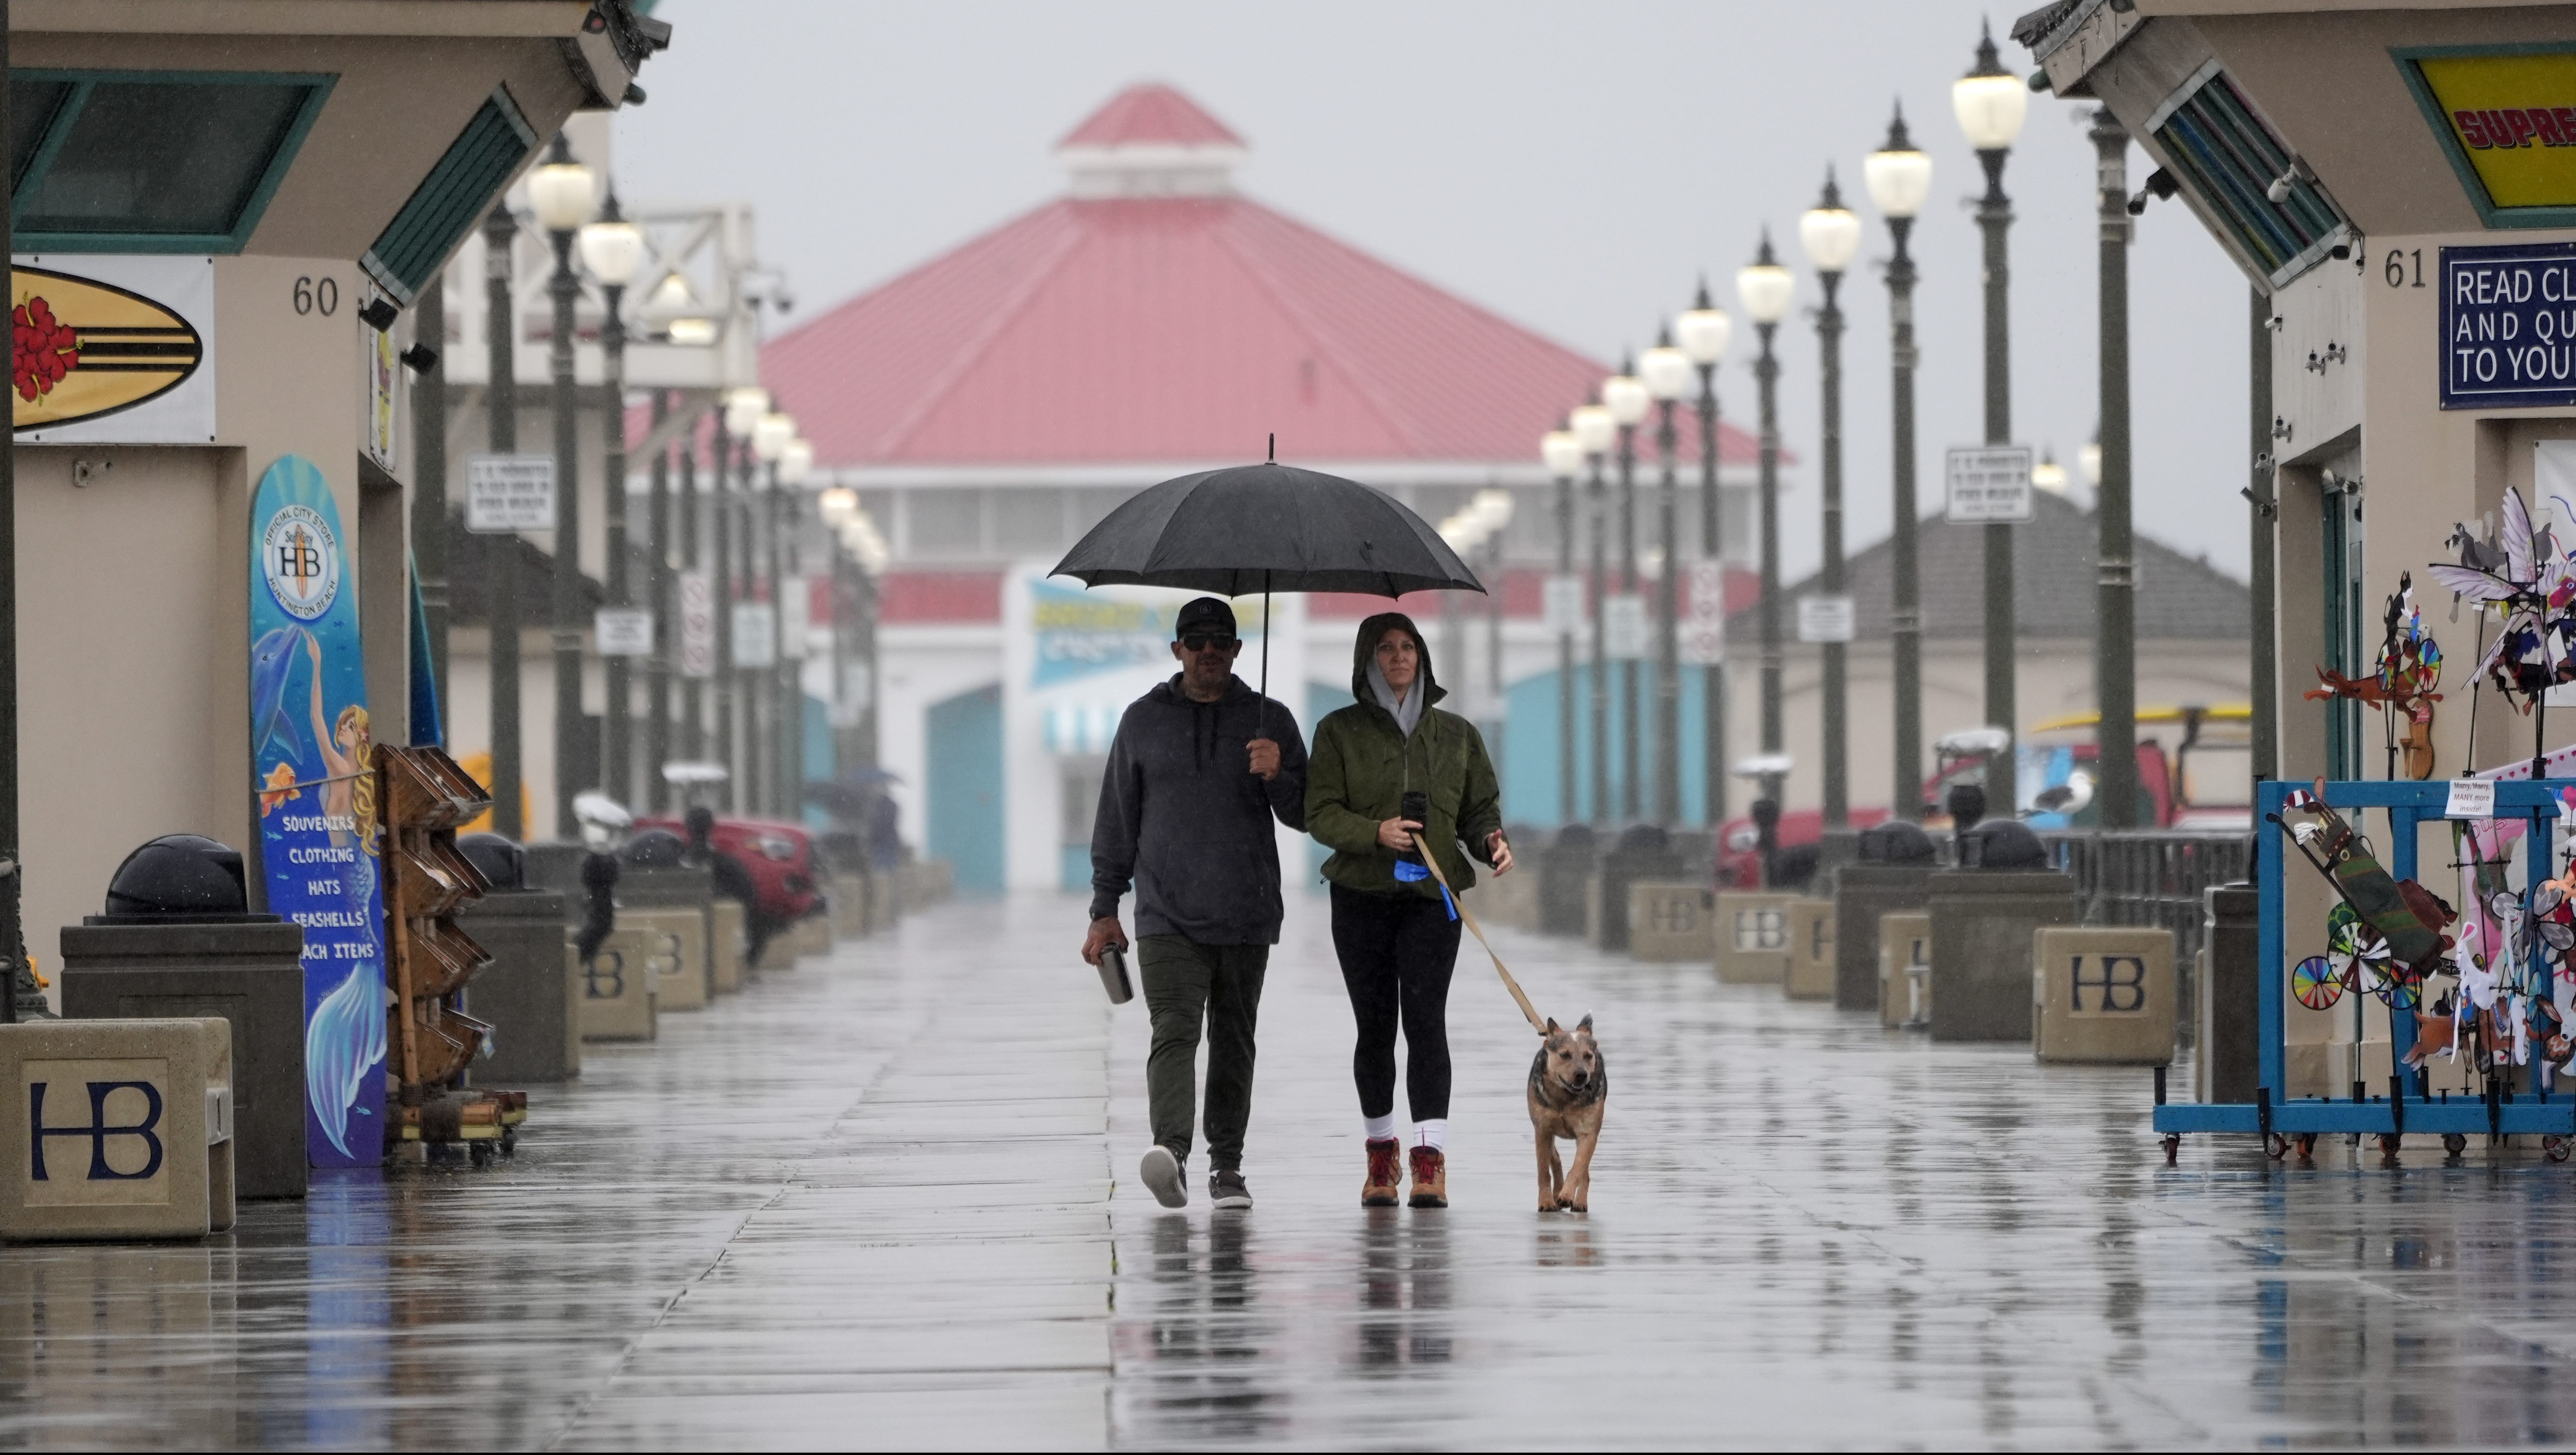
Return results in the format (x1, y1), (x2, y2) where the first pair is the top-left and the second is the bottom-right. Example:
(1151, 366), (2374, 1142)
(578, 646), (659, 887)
(1408, 1146), (1448, 1208)
(1362, 1138), (1402, 1206)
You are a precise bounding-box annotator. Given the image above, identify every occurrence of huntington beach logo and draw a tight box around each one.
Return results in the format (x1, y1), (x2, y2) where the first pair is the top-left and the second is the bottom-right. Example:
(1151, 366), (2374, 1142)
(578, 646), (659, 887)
(262, 504), (340, 621)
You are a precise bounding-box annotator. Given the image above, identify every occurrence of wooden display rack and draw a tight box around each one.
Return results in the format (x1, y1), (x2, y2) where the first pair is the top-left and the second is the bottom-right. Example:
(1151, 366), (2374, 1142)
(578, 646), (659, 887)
(378, 745), (524, 1166)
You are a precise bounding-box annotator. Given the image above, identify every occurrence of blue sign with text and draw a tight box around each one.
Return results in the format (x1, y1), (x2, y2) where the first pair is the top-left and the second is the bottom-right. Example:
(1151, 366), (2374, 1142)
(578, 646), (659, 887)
(2444, 240), (2576, 408)
(248, 455), (387, 1168)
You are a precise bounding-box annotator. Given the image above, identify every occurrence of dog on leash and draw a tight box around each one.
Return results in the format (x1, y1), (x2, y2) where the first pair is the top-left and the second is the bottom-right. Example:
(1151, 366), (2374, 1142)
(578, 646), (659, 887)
(1528, 1014), (1606, 1212)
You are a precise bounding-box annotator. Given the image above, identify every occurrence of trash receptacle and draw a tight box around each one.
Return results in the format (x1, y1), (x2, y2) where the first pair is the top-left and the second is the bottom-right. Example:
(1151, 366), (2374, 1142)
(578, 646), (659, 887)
(57, 834), (305, 1199)
(455, 834), (580, 1084)
(1926, 820), (2076, 1042)
(2198, 882), (2258, 1105)
(1594, 826), (1683, 953)
(1537, 826), (1597, 937)
(1834, 820), (1937, 1012)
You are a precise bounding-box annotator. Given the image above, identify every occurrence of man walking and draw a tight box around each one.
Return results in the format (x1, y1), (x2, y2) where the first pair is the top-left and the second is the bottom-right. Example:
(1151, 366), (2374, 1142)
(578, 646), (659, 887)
(1083, 598), (1307, 1211)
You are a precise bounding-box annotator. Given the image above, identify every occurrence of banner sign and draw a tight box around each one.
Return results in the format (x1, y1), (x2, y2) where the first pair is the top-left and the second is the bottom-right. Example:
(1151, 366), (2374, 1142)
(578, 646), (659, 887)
(10, 256), (214, 444)
(2402, 49), (2576, 220)
(248, 454), (387, 1169)
(2440, 241), (2576, 408)
(1030, 579), (1178, 688)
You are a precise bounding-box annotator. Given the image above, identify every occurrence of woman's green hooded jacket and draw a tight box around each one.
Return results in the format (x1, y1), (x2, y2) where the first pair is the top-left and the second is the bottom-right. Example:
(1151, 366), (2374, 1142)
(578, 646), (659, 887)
(1306, 611), (1503, 898)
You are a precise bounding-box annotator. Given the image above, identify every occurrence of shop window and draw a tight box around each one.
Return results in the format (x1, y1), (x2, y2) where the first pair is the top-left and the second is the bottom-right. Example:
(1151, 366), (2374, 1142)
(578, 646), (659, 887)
(361, 87), (535, 304)
(905, 489), (984, 557)
(2147, 62), (2349, 287)
(11, 70), (333, 252)
(990, 487), (1066, 556)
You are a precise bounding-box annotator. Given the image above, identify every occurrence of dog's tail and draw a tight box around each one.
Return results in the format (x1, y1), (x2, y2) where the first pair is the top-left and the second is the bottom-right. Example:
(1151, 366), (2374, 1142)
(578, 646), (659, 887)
(1413, 847), (1547, 1034)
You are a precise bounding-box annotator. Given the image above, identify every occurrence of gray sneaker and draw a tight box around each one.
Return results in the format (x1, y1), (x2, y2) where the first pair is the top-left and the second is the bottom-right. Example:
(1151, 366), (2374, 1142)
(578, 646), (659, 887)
(1210, 1169), (1252, 1210)
(1140, 1145), (1187, 1208)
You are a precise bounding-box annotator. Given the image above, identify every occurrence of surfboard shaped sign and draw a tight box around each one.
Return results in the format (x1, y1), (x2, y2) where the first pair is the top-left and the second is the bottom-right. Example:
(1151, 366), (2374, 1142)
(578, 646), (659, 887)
(9, 256), (215, 442)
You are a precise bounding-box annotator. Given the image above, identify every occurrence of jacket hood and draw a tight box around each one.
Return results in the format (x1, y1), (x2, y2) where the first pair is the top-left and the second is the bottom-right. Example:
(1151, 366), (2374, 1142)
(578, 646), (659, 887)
(1349, 612), (1444, 712)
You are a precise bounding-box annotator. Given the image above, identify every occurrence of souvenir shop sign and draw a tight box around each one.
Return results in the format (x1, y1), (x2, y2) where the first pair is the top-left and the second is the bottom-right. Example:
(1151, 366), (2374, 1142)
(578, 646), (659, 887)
(2441, 241), (2576, 408)
(248, 455), (387, 1169)
(2400, 47), (2576, 225)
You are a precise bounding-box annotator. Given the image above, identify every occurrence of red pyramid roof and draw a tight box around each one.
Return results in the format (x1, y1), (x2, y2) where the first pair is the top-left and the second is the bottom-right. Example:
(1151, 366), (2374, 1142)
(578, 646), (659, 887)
(1059, 83), (1243, 149)
(759, 88), (1759, 472)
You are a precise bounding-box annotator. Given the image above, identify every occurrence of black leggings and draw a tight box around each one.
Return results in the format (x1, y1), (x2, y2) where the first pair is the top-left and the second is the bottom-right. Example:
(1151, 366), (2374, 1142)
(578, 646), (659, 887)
(1329, 884), (1464, 1122)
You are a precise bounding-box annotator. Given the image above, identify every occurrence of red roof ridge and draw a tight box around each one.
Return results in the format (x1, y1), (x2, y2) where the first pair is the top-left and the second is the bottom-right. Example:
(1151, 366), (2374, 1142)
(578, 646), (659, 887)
(1058, 83), (1243, 150)
(1204, 208), (1427, 459)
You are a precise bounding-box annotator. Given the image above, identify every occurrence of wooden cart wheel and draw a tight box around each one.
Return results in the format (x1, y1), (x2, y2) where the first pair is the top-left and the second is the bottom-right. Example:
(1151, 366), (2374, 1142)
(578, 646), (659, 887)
(2161, 1134), (2180, 1166)
(2443, 1132), (2469, 1155)
(470, 1140), (494, 1169)
(2548, 1135), (2573, 1164)
(500, 1128), (519, 1158)
(2266, 1132), (2292, 1160)
(2378, 1133), (2402, 1158)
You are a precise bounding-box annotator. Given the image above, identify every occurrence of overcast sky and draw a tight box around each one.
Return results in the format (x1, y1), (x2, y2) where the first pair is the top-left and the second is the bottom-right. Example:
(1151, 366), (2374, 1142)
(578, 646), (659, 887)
(615, 0), (2256, 582)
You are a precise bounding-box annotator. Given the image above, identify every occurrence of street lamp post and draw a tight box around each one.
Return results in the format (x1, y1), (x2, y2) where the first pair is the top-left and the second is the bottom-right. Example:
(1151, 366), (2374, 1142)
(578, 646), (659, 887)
(1604, 363), (1650, 822)
(1955, 21), (2030, 788)
(529, 134), (596, 839)
(776, 432), (814, 810)
(718, 388), (766, 810)
(579, 194), (643, 806)
(1801, 171), (1862, 837)
(1571, 401), (1616, 826)
(1676, 288), (1732, 829)
(1542, 427), (1585, 825)
(1736, 236), (1796, 808)
(754, 409), (795, 817)
(2090, 106), (2139, 828)
(482, 202), (524, 839)
(1865, 105), (1934, 819)
(684, 413), (711, 766)
(645, 392), (672, 810)
(1639, 336), (1692, 828)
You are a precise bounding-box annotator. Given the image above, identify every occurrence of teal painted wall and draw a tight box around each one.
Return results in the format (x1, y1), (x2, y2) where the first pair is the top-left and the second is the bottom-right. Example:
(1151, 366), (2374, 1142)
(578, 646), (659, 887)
(1501, 663), (1711, 828)
(926, 684), (1004, 892)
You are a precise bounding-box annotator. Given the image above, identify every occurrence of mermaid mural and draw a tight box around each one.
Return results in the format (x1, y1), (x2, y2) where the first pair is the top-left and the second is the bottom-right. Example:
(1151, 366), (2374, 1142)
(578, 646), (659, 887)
(249, 455), (388, 1168)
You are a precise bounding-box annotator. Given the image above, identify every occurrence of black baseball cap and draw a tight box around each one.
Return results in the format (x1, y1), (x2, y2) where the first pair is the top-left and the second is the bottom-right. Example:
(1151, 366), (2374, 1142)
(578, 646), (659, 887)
(1174, 597), (1238, 640)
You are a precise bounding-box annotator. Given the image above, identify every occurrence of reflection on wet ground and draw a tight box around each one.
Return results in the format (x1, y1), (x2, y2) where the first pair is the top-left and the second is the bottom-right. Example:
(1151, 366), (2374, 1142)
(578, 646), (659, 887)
(7, 892), (2576, 1446)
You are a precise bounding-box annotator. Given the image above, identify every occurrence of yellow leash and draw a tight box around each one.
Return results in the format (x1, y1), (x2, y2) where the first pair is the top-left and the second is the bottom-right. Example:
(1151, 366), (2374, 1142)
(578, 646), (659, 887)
(1412, 844), (1547, 1036)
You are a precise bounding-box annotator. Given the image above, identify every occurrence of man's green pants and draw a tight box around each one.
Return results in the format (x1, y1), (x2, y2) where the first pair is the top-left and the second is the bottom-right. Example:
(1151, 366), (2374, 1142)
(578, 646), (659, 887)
(1137, 935), (1267, 1172)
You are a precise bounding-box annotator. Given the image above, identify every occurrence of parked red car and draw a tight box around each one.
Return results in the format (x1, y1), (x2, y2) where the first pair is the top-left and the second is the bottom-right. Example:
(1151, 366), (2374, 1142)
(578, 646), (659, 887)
(634, 814), (822, 927)
(1713, 806), (1893, 890)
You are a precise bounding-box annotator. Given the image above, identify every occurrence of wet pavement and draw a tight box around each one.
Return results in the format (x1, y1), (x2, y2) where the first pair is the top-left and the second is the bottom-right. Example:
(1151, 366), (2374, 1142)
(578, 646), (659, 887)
(9, 891), (2576, 1447)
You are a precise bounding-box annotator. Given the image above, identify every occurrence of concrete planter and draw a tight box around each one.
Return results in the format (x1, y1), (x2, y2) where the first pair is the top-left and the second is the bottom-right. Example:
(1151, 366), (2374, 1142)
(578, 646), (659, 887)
(1626, 882), (1714, 962)
(2032, 926), (2178, 1064)
(1925, 870), (2078, 1042)
(1833, 863), (1933, 1013)
(458, 890), (579, 1084)
(57, 919), (302, 1200)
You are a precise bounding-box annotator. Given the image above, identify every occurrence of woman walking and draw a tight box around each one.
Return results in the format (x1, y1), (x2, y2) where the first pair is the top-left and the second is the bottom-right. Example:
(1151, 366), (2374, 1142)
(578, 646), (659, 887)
(1307, 613), (1512, 1208)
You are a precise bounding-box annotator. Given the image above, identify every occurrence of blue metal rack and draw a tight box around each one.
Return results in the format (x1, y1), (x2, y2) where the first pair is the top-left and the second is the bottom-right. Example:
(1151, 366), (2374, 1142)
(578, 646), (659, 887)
(2155, 776), (2576, 1153)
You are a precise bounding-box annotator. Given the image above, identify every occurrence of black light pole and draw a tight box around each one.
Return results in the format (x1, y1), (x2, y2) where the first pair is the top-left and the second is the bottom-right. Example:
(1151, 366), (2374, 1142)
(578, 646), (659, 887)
(740, 431), (766, 814)
(1956, 22), (2030, 787)
(2091, 106), (2140, 829)
(646, 392), (672, 811)
(534, 134), (593, 839)
(1866, 106), (1932, 818)
(589, 193), (637, 809)
(682, 412), (708, 765)
(1676, 284), (1732, 829)
(1575, 401), (1614, 828)
(1542, 426), (1583, 825)
(1737, 235), (1795, 808)
(483, 202), (524, 839)
(712, 408), (738, 810)
(1801, 172), (1859, 837)
(1641, 335), (1690, 828)
(2250, 288), (2277, 783)
(1608, 360), (1648, 823)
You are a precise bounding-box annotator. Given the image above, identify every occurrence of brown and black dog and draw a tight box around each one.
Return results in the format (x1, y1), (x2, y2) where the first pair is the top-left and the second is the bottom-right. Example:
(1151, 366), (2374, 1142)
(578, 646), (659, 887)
(1528, 1015), (1606, 1212)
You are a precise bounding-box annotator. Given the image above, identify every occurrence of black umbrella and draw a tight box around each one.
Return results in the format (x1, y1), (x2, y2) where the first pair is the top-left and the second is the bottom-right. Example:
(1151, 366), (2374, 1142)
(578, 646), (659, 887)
(1049, 459), (1485, 723)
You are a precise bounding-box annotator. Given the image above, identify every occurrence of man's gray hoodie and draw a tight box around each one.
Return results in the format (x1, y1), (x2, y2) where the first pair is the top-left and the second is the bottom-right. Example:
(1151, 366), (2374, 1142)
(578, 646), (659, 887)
(1089, 674), (1307, 946)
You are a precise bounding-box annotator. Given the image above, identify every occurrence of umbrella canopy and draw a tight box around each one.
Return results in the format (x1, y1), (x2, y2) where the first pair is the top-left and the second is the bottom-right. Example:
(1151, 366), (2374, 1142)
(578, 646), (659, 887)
(1050, 462), (1485, 598)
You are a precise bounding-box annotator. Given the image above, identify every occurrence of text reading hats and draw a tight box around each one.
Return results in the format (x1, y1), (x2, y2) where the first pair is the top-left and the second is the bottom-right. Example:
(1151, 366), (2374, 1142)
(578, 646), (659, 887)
(1174, 597), (1238, 640)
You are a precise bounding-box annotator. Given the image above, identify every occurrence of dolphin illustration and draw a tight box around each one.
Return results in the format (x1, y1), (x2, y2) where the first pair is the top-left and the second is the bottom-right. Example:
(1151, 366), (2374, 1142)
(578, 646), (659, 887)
(305, 961), (387, 1159)
(252, 626), (304, 759)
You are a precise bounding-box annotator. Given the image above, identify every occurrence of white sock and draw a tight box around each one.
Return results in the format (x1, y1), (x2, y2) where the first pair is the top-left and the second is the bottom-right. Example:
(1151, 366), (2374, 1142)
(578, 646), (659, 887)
(1414, 1119), (1448, 1152)
(1363, 1114), (1397, 1142)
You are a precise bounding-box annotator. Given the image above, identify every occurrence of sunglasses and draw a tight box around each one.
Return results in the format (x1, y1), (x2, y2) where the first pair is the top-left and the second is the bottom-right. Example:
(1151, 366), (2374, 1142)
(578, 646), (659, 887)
(1180, 634), (1239, 652)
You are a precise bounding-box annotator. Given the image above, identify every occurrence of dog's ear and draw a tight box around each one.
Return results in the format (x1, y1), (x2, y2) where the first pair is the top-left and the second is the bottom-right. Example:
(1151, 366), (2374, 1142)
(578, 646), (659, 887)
(1544, 1017), (1561, 1035)
(1578, 1013), (1593, 1033)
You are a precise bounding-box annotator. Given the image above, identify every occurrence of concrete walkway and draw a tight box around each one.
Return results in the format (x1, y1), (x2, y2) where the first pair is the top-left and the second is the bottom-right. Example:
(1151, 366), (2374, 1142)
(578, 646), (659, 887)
(2, 890), (2575, 1447)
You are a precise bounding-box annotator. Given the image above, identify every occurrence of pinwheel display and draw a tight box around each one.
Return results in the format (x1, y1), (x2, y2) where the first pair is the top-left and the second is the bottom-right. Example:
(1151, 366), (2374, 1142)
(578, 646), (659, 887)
(2304, 573), (2444, 778)
(2428, 487), (2576, 711)
(2290, 954), (2343, 1012)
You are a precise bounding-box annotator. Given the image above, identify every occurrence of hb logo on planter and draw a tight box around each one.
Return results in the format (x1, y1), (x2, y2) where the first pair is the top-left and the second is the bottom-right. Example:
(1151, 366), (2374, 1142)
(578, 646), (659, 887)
(29, 1078), (164, 1182)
